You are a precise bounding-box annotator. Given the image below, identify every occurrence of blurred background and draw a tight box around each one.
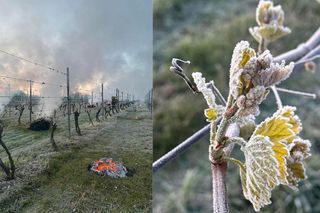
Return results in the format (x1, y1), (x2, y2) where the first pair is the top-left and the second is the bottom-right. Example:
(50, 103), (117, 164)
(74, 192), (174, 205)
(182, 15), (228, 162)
(153, 0), (320, 212)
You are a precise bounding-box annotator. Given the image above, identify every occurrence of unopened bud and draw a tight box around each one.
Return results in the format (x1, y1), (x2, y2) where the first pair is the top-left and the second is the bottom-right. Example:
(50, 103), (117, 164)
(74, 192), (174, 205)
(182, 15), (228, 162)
(304, 61), (316, 73)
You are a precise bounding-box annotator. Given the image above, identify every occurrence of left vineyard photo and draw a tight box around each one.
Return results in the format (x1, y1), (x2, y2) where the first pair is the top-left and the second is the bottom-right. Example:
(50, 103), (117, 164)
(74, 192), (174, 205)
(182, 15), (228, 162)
(0, 0), (152, 212)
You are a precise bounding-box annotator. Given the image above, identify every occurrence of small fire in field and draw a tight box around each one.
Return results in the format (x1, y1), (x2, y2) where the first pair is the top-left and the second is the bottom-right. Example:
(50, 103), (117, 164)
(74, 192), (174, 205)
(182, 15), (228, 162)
(88, 158), (129, 178)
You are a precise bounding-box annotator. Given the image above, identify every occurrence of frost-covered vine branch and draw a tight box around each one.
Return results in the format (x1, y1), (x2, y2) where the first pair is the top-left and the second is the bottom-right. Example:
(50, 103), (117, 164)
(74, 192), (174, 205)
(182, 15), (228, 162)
(153, 122), (211, 172)
(271, 86), (283, 109)
(276, 87), (317, 99)
(153, 26), (320, 173)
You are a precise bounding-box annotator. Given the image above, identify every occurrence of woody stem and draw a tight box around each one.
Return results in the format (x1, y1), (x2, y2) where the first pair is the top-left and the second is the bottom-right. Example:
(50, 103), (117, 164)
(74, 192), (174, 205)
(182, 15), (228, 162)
(210, 118), (240, 213)
(209, 94), (236, 212)
(212, 95), (235, 155)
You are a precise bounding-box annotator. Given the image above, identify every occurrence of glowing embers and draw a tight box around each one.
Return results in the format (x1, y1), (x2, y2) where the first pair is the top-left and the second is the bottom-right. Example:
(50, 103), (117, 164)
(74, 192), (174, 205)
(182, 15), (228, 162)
(88, 158), (129, 178)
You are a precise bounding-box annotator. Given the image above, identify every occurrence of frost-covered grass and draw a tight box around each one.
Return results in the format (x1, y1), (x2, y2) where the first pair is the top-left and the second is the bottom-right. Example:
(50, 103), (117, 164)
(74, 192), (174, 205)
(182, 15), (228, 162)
(0, 104), (152, 212)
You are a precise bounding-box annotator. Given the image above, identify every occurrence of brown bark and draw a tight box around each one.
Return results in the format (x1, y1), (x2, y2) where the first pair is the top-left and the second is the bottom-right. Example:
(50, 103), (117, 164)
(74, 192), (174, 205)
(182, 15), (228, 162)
(96, 107), (101, 122)
(17, 105), (25, 125)
(104, 105), (112, 118)
(74, 110), (81, 135)
(0, 158), (11, 178)
(211, 123), (240, 213)
(63, 104), (66, 116)
(0, 124), (15, 180)
(211, 162), (229, 213)
(72, 104), (75, 113)
(86, 110), (94, 126)
(50, 123), (58, 151)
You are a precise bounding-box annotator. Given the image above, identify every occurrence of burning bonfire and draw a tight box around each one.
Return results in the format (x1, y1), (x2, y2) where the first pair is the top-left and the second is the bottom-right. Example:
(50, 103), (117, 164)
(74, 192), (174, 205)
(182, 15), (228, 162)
(88, 158), (129, 178)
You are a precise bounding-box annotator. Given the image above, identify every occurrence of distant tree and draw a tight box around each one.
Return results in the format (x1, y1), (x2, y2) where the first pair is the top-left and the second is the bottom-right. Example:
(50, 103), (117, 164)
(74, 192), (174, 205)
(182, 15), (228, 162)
(8, 91), (27, 107)
(15, 104), (25, 125)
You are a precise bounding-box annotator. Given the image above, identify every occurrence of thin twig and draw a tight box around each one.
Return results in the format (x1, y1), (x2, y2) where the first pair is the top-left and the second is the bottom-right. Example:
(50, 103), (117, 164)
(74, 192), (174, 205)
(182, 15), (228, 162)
(276, 87), (317, 99)
(293, 45), (320, 71)
(170, 58), (199, 93)
(295, 55), (320, 66)
(208, 83), (227, 105)
(271, 86), (283, 109)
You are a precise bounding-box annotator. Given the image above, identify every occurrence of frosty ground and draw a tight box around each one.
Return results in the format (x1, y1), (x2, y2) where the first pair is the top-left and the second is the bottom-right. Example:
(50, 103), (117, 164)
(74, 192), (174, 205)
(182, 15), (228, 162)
(0, 104), (152, 212)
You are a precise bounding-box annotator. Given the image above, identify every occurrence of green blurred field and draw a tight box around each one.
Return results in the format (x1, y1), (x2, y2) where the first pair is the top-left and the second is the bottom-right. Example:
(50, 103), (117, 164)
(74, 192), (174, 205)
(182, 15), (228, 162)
(153, 0), (320, 212)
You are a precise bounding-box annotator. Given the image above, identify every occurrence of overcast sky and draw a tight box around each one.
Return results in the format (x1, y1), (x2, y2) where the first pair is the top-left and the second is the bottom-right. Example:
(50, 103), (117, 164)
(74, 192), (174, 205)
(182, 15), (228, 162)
(0, 0), (152, 103)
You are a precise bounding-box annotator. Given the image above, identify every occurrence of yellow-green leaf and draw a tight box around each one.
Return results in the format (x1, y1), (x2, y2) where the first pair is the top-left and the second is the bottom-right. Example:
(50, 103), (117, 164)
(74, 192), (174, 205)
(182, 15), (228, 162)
(258, 25), (291, 42)
(237, 106), (311, 211)
(253, 107), (298, 142)
(240, 135), (280, 211)
(240, 48), (255, 68)
(275, 106), (302, 142)
(271, 141), (289, 183)
(204, 108), (218, 122)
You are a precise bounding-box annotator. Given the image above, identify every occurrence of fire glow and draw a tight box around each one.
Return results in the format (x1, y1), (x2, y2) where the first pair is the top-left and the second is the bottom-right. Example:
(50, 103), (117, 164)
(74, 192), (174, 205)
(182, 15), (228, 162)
(89, 158), (128, 178)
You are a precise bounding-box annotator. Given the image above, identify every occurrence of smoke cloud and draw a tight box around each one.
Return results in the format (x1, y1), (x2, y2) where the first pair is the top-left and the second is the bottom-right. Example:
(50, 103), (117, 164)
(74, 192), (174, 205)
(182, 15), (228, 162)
(0, 0), (152, 114)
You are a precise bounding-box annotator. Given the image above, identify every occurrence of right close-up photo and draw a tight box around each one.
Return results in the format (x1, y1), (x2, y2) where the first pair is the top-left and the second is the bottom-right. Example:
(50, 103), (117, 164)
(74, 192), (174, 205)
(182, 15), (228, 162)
(153, 0), (320, 212)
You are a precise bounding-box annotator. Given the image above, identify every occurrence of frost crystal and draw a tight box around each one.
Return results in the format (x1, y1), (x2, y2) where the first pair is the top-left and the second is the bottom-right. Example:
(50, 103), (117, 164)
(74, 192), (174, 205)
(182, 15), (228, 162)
(236, 86), (267, 116)
(286, 138), (311, 189)
(240, 135), (281, 211)
(249, 1), (291, 43)
(229, 41), (294, 117)
(252, 53), (294, 87)
(238, 115), (256, 141)
(237, 114), (256, 130)
(230, 41), (255, 76)
(192, 72), (217, 108)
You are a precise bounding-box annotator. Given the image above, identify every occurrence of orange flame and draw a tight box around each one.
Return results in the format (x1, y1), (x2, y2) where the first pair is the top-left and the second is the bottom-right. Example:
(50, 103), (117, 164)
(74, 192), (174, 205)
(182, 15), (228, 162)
(94, 159), (117, 173)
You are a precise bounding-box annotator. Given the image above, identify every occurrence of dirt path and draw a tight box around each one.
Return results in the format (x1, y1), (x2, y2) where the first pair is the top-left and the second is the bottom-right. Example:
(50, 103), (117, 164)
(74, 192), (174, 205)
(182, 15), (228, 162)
(0, 104), (152, 213)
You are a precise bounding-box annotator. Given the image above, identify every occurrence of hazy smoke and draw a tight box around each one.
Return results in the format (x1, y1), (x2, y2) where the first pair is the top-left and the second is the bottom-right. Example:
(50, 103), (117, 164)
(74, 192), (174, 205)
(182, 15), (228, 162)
(0, 0), (152, 115)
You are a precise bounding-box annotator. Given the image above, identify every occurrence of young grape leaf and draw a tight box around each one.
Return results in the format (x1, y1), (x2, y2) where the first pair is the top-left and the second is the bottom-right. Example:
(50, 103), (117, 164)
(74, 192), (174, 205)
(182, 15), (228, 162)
(240, 135), (281, 211)
(253, 106), (300, 183)
(236, 106), (311, 211)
